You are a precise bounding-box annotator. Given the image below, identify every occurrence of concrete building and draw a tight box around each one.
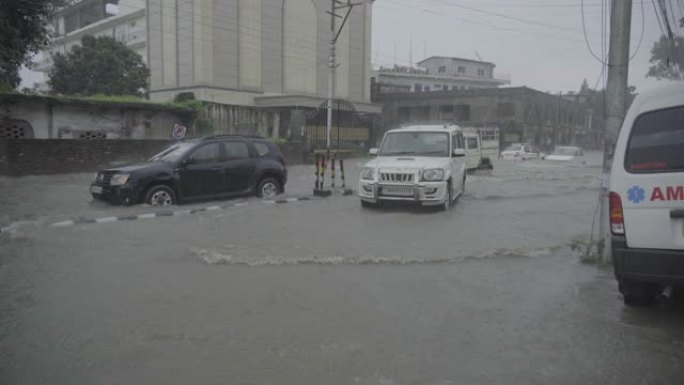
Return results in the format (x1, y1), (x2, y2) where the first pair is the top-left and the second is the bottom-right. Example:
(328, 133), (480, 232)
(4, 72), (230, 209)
(373, 57), (509, 94)
(373, 87), (590, 150)
(146, 0), (377, 113)
(32, 0), (147, 90)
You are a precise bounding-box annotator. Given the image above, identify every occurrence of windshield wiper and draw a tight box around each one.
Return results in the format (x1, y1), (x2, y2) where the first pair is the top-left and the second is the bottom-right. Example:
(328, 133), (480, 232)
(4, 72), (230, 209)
(416, 151), (447, 156)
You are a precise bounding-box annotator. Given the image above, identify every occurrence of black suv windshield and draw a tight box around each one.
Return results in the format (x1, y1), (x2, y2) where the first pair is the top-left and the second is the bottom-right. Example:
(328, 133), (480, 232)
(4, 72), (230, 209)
(379, 132), (450, 157)
(149, 142), (197, 163)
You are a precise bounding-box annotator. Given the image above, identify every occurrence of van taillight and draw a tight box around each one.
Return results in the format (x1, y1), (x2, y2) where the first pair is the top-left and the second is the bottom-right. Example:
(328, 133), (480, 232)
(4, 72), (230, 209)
(609, 191), (625, 235)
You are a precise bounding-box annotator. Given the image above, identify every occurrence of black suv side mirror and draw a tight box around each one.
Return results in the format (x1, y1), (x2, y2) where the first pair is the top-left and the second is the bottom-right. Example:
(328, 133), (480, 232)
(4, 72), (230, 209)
(181, 158), (195, 166)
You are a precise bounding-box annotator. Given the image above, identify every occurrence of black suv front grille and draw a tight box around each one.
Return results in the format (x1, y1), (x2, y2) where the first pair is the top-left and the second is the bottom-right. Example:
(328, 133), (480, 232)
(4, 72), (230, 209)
(97, 171), (117, 186)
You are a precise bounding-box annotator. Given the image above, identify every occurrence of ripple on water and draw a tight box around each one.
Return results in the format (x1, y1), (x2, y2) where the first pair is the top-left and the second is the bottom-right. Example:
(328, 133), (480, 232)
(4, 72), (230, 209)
(190, 246), (558, 266)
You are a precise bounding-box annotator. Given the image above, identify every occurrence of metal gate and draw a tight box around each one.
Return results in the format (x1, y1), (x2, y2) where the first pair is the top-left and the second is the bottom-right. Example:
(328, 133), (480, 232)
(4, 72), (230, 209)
(305, 100), (374, 152)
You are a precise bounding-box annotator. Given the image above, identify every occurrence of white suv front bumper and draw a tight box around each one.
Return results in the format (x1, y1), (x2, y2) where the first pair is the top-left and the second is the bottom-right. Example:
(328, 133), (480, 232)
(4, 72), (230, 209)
(358, 180), (449, 206)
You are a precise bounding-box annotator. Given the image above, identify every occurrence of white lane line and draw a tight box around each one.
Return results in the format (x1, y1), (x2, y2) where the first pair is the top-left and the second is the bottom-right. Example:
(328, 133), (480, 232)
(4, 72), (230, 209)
(137, 213), (156, 219)
(206, 205), (222, 211)
(174, 209), (192, 215)
(52, 220), (76, 227)
(262, 200), (276, 204)
(286, 198), (298, 202)
(234, 202), (248, 207)
(95, 217), (118, 224)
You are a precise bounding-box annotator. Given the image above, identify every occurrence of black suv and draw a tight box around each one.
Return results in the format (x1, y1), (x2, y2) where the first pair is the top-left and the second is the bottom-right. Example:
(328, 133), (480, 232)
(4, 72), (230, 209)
(90, 135), (287, 206)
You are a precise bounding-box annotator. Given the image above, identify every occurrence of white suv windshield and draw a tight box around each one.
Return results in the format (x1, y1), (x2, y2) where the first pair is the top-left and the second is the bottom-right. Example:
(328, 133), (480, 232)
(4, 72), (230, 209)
(379, 132), (450, 157)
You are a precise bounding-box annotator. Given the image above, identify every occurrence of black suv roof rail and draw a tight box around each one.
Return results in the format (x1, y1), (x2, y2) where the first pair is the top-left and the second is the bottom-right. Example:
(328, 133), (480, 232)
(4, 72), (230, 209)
(201, 134), (265, 140)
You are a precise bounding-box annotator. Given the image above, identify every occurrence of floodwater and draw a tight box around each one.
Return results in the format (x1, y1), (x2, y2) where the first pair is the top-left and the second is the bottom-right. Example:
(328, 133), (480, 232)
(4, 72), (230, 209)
(1, 153), (683, 385)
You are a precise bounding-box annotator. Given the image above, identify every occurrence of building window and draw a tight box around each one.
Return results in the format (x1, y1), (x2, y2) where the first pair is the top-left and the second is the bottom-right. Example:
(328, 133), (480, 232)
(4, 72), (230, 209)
(478, 68), (485, 76)
(434, 84), (441, 90)
(442, 85), (449, 91)
(64, 12), (79, 34)
(130, 21), (136, 28)
(454, 105), (471, 121)
(457, 66), (466, 74)
(438, 65), (446, 73)
(414, 83), (422, 92)
(497, 102), (515, 117)
(451, 85), (458, 91)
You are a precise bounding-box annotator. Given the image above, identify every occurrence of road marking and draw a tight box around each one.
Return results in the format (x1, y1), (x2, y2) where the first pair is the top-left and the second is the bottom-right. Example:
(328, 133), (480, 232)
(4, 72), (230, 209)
(48, 196), (316, 229)
(95, 217), (118, 224)
(52, 220), (76, 227)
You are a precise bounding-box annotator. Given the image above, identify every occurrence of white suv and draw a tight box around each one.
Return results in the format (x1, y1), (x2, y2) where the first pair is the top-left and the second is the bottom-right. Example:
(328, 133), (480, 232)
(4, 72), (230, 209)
(358, 124), (467, 211)
(609, 84), (684, 306)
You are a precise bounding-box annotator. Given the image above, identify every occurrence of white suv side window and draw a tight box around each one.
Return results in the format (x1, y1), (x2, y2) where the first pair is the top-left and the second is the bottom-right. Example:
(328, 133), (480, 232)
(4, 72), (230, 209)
(453, 133), (464, 150)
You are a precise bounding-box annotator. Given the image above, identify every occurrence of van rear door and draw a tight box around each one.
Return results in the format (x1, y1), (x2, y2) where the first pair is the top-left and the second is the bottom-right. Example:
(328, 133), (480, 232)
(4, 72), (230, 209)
(619, 105), (684, 250)
(464, 135), (481, 170)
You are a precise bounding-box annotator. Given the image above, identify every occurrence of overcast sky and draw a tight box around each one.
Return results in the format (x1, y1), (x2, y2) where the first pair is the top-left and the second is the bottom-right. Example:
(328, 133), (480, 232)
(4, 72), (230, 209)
(21, 0), (677, 94)
(371, 0), (675, 94)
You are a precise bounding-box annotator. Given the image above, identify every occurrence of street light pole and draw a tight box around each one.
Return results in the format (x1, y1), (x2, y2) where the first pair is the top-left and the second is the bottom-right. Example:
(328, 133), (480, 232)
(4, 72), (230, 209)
(325, 0), (362, 158)
(326, 0), (336, 156)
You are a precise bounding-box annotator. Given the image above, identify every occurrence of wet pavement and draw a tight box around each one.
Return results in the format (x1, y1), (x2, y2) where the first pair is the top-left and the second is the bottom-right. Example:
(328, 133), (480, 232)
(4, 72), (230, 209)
(1, 153), (683, 385)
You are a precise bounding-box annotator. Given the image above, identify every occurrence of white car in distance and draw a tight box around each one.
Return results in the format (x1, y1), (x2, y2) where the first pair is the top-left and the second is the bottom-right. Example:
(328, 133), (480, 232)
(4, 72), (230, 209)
(500, 143), (545, 160)
(358, 124), (467, 211)
(546, 146), (584, 162)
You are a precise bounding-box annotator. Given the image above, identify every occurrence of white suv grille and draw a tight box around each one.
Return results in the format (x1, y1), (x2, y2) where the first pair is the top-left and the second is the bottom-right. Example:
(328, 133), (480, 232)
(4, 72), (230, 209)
(380, 173), (414, 183)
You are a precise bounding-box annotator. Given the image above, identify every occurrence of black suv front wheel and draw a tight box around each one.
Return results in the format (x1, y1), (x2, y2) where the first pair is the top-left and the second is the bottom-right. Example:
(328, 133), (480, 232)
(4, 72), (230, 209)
(257, 178), (280, 199)
(145, 185), (176, 206)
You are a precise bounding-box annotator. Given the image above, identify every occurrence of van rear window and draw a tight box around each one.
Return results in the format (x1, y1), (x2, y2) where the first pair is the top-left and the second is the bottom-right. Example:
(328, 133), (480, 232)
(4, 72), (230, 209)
(625, 106), (684, 173)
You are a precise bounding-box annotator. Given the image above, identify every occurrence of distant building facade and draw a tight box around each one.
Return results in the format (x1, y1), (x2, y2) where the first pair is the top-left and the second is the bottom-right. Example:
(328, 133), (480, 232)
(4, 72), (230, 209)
(32, 0), (147, 90)
(146, 0), (376, 114)
(373, 56), (509, 95)
(373, 87), (591, 150)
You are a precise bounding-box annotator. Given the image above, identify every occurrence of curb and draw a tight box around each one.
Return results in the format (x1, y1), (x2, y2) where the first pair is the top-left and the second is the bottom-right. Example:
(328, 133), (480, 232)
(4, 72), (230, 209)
(50, 197), (311, 228)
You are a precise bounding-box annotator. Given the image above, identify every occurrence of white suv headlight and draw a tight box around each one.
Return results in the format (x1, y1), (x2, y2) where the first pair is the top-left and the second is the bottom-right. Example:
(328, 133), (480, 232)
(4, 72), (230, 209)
(110, 173), (130, 186)
(360, 168), (375, 180)
(422, 169), (445, 181)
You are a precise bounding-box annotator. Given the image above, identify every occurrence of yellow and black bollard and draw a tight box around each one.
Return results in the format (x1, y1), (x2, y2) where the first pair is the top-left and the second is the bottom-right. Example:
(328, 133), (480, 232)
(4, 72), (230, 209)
(330, 154), (336, 189)
(313, 153), (332, 197)
(338, 158), (353, 195)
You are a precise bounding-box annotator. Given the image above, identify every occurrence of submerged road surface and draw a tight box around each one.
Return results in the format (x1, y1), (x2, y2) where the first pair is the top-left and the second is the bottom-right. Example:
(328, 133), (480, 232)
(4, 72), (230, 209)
(1, 153), (683, 385)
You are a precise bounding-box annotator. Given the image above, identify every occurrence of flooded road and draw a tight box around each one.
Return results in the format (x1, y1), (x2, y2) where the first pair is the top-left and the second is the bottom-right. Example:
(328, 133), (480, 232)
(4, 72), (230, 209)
(2, 153), (683, 384)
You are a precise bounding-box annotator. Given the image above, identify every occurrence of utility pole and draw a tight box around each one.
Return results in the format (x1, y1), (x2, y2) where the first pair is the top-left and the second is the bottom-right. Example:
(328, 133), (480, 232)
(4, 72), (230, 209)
(327, 0), (362, 158)
(599, 0), (632, 261)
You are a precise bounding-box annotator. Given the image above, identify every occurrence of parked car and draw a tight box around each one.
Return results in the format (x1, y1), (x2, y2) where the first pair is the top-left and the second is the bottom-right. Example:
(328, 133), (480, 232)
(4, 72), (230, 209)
(358, 124), (467, 211)
(500, 143), (545, 160)
(90, 135), (287, 206)
(546, 146), (584, 161)
(609, 83), (684, 306)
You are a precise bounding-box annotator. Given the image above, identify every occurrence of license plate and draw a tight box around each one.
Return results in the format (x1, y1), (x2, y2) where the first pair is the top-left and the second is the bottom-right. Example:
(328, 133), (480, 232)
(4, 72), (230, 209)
(381, 186), (414, 197)
(90, 185), (103, 194)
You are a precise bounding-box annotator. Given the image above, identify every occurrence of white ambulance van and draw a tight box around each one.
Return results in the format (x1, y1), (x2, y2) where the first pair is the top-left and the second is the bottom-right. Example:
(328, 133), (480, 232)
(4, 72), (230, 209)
(609, 84), (684, 306)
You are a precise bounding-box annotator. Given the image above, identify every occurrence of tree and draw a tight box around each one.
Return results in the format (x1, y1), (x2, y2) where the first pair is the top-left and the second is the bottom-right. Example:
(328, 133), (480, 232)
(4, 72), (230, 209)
(647, 18), (684, 80)
(0, 0), (67, 89)
(49, 35), (149, 96)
